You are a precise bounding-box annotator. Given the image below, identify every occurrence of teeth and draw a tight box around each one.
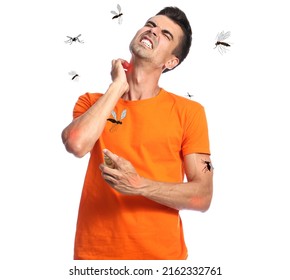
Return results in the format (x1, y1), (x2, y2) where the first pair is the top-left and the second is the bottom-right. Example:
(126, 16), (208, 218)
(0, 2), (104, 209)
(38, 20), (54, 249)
(141, 39), (152, 49)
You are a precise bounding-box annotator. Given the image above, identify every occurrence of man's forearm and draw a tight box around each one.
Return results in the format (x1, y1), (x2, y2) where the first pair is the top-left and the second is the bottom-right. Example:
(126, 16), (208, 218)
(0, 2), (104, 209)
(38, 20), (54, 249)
(138, 177), (213, 212)
(99, 149), (213, 212)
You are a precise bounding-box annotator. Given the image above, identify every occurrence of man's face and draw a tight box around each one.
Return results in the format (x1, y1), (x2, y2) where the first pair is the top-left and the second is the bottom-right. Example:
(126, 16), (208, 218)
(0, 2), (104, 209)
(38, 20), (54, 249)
(129, 15), (183, 71)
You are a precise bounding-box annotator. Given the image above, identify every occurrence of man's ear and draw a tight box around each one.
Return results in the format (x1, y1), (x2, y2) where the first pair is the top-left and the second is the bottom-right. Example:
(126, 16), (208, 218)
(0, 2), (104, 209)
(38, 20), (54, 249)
(165, 56), (179, 70)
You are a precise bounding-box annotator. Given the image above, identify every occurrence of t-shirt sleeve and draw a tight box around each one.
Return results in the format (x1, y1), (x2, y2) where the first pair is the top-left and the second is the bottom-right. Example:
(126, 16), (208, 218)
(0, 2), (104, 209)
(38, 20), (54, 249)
(182, 105), (210, 156)
(73, 93), (101, 119)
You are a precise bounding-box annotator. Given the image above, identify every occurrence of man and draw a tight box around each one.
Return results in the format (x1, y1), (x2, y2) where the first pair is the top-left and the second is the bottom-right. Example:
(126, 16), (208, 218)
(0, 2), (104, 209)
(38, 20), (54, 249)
(61, 6), (213, 260)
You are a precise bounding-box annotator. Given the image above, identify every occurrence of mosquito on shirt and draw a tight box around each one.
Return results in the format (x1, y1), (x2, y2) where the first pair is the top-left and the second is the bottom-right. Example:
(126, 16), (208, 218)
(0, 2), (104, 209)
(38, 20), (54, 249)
(107, 109), (127, 132)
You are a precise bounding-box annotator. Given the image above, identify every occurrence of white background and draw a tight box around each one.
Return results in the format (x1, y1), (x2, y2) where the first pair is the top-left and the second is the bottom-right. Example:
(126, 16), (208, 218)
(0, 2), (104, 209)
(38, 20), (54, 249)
(1, 0), (289, 279)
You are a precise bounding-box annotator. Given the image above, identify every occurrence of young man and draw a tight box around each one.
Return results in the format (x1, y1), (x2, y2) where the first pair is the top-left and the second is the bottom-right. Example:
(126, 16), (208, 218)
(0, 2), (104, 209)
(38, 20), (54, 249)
(62, 6), (213, 260)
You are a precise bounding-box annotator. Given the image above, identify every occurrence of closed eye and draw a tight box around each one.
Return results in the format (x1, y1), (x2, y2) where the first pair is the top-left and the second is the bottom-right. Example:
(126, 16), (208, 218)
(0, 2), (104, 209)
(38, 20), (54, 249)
(145, 20), (174, 40)
(145, 21), (155, 28)
(162, 30), (172, 40)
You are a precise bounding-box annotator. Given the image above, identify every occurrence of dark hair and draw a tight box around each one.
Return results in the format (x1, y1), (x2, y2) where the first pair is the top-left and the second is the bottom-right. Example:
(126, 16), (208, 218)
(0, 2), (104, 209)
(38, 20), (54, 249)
(156, 6), (192, 73)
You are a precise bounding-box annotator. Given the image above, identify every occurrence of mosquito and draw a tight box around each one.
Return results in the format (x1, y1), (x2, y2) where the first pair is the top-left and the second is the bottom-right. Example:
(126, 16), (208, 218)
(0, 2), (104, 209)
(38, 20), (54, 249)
(68, 71), (79, 81)
(111, 4), (123, 24)
(201, 159), (213, 173)
(214, 31), (231, 54)
(65, 34), (84, 44)
(185, 92), (194, 99)
(107, 109), (127, 132)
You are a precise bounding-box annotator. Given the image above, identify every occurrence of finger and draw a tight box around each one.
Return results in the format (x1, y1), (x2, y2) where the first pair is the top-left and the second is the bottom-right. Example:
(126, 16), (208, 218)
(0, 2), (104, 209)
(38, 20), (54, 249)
(103, 175), (118, 186)
(112, 59), (122, 66)
(118, 59), (130, 70)
(99, 163), (106, 172)
(113, 58), (130, 71)
(115, 58), (126, 64)
(112, 59), (121, 70)
(104, 154), (115, 168)
(103, 149), (119, 164)
(99, 163), (118, 176)
(101, 164), (120, 182)
(122, 60), (130, 68)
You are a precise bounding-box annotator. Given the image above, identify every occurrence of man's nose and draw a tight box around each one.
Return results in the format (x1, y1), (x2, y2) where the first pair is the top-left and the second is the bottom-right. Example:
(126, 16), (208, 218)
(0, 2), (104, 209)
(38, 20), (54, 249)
(150, 26), (161, 37)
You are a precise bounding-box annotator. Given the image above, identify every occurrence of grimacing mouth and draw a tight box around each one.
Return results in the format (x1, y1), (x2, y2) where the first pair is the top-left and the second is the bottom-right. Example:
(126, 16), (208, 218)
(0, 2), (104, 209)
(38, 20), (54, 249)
(140, 35), (154, 49)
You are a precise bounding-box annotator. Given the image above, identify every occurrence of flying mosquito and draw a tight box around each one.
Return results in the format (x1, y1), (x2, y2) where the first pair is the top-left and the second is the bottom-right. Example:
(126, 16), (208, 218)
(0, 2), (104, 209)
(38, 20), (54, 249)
(111, 4), (123, 24)
(214, 31), (231, 54)
(185, 92), (194, 99)
(68, 71), (80, 81)
(65, 34), (84, 44)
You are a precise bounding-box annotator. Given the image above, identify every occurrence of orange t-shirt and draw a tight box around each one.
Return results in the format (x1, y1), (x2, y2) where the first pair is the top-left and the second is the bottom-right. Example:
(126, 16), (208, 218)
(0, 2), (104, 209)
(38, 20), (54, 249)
(72, 88), (210, 260)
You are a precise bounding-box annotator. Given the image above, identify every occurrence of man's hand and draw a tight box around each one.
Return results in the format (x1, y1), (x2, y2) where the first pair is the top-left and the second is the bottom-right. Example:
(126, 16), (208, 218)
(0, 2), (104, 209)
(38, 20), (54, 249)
(110, 59), (130, 95)
(99, 149), (145, 195)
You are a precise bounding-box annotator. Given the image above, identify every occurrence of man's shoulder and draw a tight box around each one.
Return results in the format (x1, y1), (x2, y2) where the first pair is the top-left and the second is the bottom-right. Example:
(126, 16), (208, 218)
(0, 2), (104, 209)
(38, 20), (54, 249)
(77, 92), (103, 104)
(163, 89), (204, 110)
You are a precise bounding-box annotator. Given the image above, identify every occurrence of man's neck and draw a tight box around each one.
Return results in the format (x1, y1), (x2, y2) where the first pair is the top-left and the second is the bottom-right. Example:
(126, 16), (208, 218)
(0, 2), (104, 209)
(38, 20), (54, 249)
(122, 62), (162, 101)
